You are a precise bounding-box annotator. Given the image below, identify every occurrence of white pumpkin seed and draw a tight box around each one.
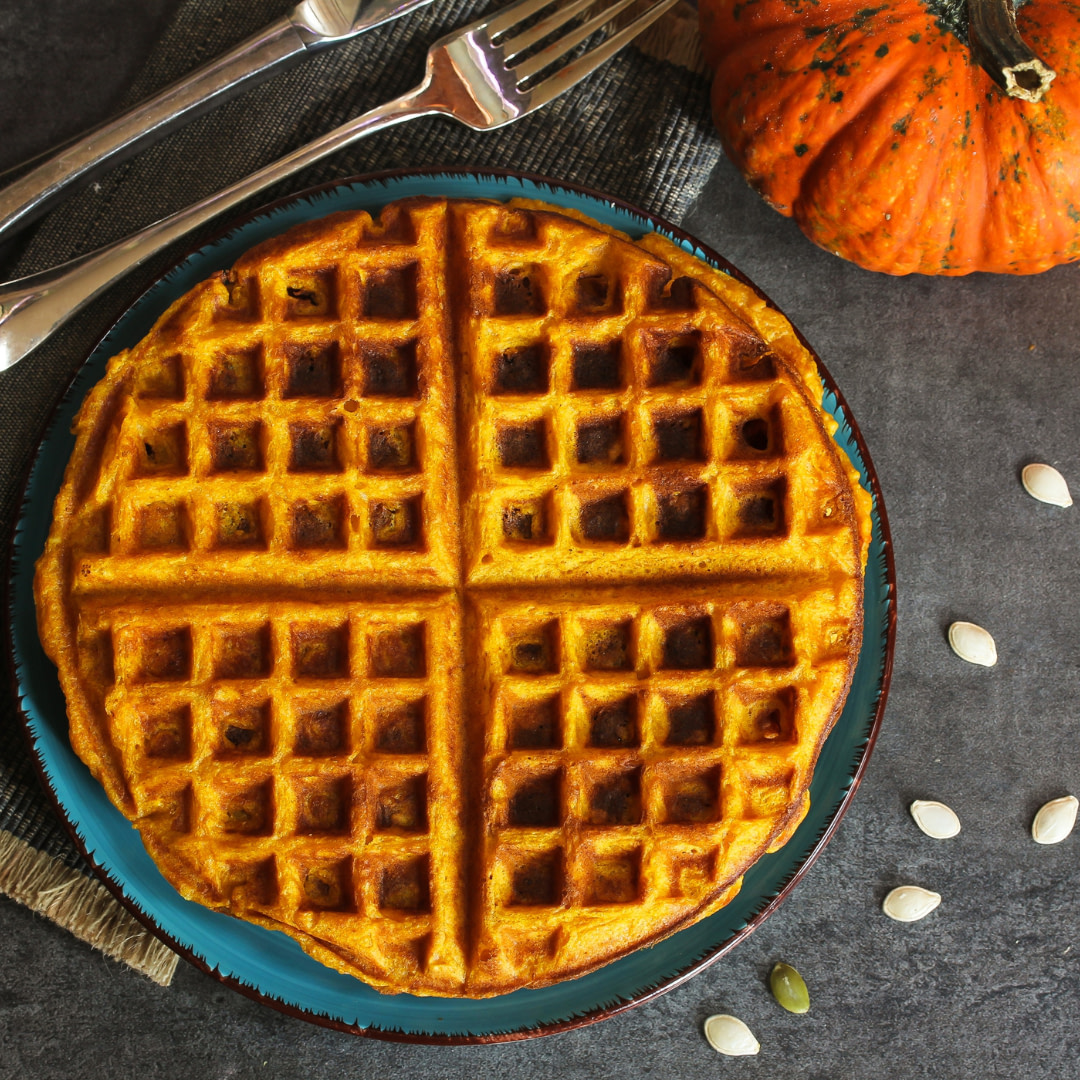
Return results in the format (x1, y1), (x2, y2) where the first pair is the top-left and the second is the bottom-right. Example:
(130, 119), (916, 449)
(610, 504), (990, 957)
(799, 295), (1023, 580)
(882, 885), (942, 923)
(703, 1014), (760, 1056)
(910, 799), (961, 839)
(948, 621), (997, 667)
(1031, 795), (1079, 845)
(1021, 463), (1073, 507)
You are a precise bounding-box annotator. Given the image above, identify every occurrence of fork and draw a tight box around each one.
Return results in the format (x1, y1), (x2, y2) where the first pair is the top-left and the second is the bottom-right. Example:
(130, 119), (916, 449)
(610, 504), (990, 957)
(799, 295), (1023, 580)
(0, 0), (678, 372)
(0, 0), (436, 244)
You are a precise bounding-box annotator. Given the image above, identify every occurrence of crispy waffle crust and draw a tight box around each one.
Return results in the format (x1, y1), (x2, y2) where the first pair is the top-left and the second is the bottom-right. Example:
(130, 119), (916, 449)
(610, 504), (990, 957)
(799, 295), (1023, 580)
(35, 197), (872, 997)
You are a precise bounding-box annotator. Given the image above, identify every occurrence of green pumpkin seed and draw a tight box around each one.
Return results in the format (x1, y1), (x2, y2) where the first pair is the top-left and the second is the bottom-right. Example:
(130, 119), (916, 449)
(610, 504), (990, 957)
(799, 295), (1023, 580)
(770, 962), (810, 1014)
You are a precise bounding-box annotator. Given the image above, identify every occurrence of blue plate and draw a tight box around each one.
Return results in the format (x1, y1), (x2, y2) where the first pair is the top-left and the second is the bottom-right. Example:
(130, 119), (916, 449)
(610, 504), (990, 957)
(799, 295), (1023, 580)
(7, 170), (895, 1042)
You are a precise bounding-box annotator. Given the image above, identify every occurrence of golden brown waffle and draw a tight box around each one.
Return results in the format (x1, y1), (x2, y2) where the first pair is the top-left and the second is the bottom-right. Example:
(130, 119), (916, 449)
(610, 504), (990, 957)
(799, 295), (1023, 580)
(36, 196), (872, 997)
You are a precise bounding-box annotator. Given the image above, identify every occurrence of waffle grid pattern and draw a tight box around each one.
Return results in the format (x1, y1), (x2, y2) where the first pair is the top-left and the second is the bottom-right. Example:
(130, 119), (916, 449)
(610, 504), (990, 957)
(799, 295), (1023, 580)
(471, 585), (854, 974)
(457, 205), (856, 587)
(71, 200), (458, 594)
(41, 198), (866, 996)
(89, 598), (466, 982)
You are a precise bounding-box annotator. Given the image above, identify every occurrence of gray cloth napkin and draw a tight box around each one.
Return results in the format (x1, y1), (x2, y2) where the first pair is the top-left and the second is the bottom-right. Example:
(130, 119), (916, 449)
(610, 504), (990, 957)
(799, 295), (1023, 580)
(0, 0), (718, 971)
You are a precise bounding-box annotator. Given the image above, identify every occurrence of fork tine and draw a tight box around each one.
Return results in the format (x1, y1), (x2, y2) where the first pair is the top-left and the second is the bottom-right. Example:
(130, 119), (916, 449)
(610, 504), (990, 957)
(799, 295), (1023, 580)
(511, 0), (638, 80)
(523, 0), (679, 108)
(483, 0), (561, 40)
(499, 0), (596, 62)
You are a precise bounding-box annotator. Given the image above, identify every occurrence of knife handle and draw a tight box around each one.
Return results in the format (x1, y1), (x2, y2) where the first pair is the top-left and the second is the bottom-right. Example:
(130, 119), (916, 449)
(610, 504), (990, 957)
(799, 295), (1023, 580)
(0, 87), (439, 372)
(0, 16), (306, 244)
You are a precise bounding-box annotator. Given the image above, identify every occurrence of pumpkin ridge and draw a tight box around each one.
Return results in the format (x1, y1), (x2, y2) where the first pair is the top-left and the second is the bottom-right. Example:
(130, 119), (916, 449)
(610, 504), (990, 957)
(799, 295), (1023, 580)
(793, 59), (964, 270)
(977, 81), (1076, 269)
(714, 13), (926, 214)
(942, 84), (992, 271)
(1004, 113), (1062, 248)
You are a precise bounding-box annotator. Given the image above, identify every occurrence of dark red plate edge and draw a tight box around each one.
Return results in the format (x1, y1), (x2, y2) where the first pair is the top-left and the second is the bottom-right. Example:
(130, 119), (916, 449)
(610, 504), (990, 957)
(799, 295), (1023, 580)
(2, 165), (897, 1045)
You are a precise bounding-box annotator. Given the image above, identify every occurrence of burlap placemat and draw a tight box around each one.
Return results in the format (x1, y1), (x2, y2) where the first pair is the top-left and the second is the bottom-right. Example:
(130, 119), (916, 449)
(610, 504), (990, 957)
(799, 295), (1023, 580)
(0, 0), (717, 985)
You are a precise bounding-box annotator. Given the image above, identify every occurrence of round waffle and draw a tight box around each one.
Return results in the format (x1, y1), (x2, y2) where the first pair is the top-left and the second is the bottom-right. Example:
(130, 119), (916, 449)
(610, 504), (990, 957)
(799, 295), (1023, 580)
(35, 197), (872, 997)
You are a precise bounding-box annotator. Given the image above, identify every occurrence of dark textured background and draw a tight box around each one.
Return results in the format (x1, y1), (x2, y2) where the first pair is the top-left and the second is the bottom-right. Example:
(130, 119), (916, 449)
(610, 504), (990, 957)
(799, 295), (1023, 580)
(2, 1), (1079, 1077)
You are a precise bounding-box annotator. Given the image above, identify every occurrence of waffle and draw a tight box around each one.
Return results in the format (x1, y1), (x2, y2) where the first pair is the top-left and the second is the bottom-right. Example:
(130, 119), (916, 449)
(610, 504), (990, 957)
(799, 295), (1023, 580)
(35, 196), (872, 997)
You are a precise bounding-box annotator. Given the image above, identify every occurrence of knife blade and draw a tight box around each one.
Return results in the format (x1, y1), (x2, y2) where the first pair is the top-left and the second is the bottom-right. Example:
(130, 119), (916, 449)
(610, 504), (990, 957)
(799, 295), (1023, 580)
(0, 0), (434, 243)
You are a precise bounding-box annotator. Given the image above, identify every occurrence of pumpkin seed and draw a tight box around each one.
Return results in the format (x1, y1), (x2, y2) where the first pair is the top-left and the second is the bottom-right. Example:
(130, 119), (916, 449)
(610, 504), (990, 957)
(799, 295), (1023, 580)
(910, 799), (961, 839)
(882, 885), (941, 922)
(1031, 795), (1078, 845)
(703, 1014), (760, 1056)
(948, 621), (997, 667)
(1021, 463), (1073, 507)
(769, 962), (810, 1014)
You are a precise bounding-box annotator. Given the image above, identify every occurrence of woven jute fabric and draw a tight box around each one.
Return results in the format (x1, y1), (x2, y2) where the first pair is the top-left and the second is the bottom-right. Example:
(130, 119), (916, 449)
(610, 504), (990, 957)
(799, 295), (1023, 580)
(0, 0), (719, 968)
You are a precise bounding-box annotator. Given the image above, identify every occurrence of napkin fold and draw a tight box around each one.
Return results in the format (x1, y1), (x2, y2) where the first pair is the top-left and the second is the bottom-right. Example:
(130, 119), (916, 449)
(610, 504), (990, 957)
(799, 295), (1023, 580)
(0, 0), (718, 982)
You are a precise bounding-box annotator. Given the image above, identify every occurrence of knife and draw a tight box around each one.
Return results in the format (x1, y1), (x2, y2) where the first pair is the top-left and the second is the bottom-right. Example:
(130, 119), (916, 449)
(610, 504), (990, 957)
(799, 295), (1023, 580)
(0, 0), (434, 243)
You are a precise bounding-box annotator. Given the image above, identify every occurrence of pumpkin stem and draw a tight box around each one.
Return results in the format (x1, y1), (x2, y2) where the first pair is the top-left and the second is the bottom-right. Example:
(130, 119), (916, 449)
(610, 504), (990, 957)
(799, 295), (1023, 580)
(967, 0), (1056, 102)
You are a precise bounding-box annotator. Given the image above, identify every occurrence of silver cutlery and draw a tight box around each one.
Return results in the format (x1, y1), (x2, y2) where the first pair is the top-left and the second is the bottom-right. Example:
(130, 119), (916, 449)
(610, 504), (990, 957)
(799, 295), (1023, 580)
(0, 0), (677, 372)
(0, 0), (435, 244)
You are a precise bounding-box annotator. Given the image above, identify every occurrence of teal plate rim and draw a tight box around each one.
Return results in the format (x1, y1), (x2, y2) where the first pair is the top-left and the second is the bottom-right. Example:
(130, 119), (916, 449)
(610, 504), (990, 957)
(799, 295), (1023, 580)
(5, 168), (896, 1044)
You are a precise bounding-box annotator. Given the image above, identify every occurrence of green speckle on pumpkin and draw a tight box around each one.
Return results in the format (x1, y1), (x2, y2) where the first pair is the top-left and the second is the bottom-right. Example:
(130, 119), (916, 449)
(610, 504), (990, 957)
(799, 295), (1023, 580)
(909, 32), (921, 43)
(853, 6), (888, 29)
(795, 143), (810, 156)
(875, 43), (889, 58)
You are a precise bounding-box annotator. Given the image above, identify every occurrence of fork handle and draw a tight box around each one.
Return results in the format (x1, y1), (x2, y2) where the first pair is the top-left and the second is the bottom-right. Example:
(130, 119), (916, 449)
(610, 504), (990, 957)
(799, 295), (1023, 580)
(0, 17), (307, 245)
(0, 88), (439, 372)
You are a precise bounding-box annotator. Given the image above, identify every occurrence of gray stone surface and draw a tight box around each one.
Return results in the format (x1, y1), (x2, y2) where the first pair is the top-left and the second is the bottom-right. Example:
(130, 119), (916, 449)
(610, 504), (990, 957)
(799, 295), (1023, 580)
(2, 2), (1079, 1077)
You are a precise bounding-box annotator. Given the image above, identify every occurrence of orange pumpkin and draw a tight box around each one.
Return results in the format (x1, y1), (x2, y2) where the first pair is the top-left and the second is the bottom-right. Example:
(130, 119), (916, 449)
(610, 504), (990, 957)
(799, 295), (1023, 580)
(700, 0), (1080, 275)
